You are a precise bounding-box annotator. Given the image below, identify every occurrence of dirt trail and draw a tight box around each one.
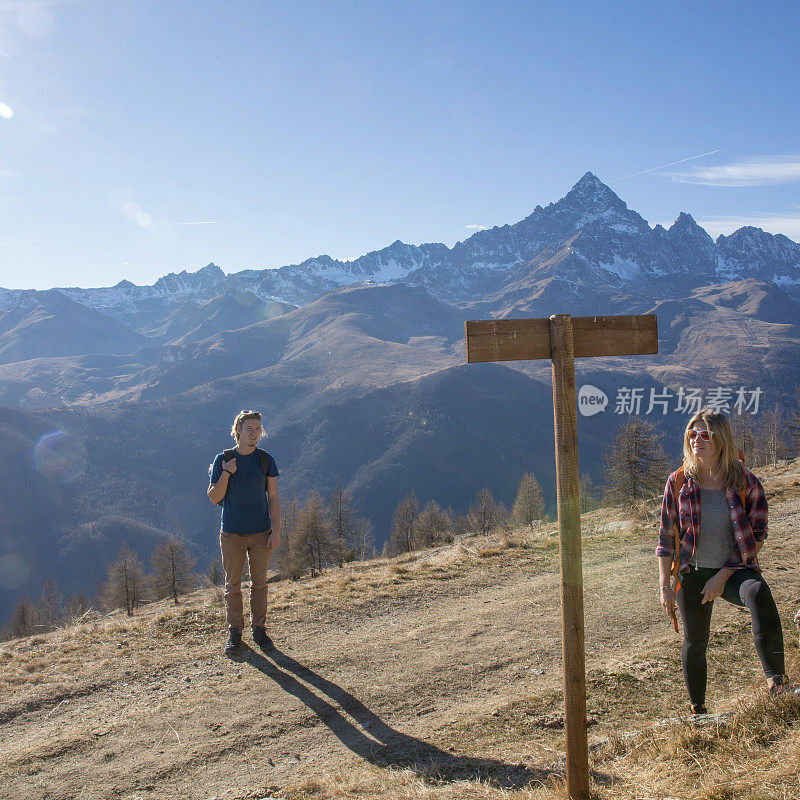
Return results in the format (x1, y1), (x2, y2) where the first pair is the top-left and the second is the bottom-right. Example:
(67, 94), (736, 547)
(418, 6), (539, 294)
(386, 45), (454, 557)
(2, 464), (799, 800)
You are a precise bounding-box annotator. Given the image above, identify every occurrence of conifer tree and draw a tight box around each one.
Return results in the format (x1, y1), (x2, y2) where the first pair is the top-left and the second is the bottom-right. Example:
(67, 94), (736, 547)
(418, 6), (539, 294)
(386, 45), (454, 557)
(731, 412), (757, 462)
(467, 487), (507, 536)
(150, 538), (197, 604)
(579, 472), (600, 512)
(290, 490), (333, 577)
(9, 597), (35, 639)
(35, 577), (63, 632)
(602, 417), (668, 504)
(511, 472), (545, 528)
(328, 480), (359, 566)
(756, 405), (787, 468)
(206, 558), (224, 587)
(388, 491), (420, 554)
(105, 542), (146, 615)
(413, 500), (452, 547)
(788, 386), (800, 457)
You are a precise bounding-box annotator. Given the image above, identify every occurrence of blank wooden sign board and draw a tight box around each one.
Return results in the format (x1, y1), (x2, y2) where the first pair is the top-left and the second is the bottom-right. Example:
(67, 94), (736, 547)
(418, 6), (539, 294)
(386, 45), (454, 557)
(465, 314), (658, 800)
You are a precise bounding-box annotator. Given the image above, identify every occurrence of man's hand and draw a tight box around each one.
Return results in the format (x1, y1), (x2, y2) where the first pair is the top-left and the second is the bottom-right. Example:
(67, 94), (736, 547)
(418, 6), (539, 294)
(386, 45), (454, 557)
(701, 571), (730, 604)
(222, 457), (237, 475)
(267, 531), (280, 553)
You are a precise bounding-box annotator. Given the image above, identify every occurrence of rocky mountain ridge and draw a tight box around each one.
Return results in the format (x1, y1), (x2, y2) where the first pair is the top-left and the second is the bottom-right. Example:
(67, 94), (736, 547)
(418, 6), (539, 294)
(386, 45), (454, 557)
(2, 173), (798, 318)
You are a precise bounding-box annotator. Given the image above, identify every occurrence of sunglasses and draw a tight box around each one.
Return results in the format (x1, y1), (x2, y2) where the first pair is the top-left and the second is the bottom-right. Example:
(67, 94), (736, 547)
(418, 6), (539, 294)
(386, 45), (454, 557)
(687, 429), (713, 441)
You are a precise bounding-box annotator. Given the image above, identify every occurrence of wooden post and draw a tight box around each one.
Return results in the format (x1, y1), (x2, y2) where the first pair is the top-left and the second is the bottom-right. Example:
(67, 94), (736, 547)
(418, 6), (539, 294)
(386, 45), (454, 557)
(549, 314), (589, 800)
(464, 312), (657, 800)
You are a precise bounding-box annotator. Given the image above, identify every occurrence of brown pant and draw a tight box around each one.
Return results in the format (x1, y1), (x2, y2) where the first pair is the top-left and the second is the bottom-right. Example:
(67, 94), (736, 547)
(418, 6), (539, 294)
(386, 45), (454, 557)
(219, 530), (272, 629)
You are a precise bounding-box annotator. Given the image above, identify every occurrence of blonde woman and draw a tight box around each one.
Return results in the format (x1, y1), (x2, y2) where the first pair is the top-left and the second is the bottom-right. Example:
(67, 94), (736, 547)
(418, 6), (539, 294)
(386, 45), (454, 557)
(657, 408), (796, 714)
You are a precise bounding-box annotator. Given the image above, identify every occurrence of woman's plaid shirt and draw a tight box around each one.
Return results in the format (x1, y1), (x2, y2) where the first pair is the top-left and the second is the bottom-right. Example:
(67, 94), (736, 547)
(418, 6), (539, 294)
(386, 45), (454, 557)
(656, 468), (768, 574)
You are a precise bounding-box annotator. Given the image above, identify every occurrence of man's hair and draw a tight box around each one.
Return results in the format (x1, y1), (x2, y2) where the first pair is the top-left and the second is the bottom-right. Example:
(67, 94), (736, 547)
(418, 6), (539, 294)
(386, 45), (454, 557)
(230, 410), (263, 443)
(682, 407), (745, 489)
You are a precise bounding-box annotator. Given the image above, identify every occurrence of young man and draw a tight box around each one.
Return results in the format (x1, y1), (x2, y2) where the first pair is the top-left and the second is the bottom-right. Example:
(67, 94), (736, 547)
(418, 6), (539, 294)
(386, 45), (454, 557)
(208, 410), (280, 654)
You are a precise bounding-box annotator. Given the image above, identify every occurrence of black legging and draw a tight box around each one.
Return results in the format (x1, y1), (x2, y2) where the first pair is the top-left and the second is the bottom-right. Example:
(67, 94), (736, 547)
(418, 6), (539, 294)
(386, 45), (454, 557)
(676, 567), (785, 706)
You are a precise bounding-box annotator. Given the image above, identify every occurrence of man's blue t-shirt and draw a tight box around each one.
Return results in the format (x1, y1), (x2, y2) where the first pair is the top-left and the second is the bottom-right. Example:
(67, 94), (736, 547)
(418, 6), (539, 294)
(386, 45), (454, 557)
(209, 448), (279, 535)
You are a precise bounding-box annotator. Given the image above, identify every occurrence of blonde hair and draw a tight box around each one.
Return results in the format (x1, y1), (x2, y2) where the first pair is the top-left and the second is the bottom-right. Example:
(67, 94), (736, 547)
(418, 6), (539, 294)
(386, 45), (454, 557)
(682, 407), (745, 489)
(230, 410), (263, 443)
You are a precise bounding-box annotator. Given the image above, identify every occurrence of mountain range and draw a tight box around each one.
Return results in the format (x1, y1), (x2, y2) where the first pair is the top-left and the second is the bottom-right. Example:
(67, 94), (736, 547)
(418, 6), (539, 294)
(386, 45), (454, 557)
(1, 172), (799, 621)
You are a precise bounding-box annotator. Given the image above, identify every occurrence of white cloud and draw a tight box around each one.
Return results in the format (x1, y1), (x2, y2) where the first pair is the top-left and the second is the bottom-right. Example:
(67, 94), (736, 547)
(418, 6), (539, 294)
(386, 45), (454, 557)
(465, 224), (487, 231)
(613, 149), (721, 182)
(121, 201), (153, 228)
(120, 201), (219, 235)
(0, 101), (13, 120)
(698, 211), (800, 242)
(672, 156), (800, 187)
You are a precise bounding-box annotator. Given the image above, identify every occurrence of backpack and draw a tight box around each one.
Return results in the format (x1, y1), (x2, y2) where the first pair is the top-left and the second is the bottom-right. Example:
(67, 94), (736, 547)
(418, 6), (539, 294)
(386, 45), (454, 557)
(215, 447), (273, 507)
(669, 448), (747, 594)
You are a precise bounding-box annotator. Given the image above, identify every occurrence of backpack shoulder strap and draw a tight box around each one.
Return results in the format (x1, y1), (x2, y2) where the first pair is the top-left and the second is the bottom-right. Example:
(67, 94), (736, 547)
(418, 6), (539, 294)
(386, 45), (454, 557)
(670, 466), (686, 588)
(223, 448), (236, 461)
(673, 466), (686, 497)
(737, 449), (748, 510)
(256, 448), (271, 493)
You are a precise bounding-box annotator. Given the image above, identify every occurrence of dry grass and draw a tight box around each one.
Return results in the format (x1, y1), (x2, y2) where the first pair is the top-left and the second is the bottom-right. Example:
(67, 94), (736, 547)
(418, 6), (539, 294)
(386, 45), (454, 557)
(1, 459), (799, 800)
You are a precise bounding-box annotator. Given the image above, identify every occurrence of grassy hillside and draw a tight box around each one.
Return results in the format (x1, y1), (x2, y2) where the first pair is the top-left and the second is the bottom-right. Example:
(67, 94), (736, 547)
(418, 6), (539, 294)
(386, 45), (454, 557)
(1, 461), (799, 799)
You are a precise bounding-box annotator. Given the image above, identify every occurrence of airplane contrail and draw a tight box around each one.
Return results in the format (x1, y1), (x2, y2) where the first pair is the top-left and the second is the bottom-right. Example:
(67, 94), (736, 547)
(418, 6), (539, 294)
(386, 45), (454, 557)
(612, 149), (722, 182)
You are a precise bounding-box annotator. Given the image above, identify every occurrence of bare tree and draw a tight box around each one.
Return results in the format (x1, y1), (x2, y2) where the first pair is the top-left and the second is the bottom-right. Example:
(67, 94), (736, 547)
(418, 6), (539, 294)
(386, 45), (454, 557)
(413, 500), (452, 547)
(271, 494), (300, 578)
(35, 577), (63, 632)
(755, 405), (788, 468)
(328, 480), (359, 566)
(150, 538), (197, 604)
(388, 491), (420, 554)
(105, 542), (146, 615)
(467, 487), (507, 536)
(352, 515), (376, 560)
(9, 597), (35, 639)
(290, 490), (333, 577)
(603, 417), (669, 505)
(510, 472), (545, 528)
(788, 386), (800, 457)
(206, 558), (224, 587)
(64, 592), (91, 625)
(731, 412), (757, 463)
(579, 472), (600, 512)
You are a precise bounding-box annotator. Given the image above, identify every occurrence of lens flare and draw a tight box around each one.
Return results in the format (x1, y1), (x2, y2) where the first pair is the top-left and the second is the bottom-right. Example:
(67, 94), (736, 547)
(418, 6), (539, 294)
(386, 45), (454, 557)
(33, 431), (88, 483)
(0, 554), (30, 590)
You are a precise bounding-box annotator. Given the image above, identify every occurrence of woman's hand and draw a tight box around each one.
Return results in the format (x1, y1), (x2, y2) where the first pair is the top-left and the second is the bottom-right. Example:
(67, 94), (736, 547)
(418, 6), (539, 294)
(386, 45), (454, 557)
(701, 570), (732, 604)
(660, 585), (676, 618)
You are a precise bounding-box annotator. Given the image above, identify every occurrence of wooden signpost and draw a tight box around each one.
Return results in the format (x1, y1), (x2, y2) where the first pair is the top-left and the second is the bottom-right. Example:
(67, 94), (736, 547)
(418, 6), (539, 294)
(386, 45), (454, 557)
(465, 313), (658, 800)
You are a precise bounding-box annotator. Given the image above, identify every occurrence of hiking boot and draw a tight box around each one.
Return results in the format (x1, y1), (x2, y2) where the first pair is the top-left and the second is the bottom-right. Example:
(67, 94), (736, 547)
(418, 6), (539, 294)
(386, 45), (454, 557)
(224, 627), (242, 655)
(689, 703), (708, 716)
(770, 676), (800, 697)
(251, 626), (274, 651)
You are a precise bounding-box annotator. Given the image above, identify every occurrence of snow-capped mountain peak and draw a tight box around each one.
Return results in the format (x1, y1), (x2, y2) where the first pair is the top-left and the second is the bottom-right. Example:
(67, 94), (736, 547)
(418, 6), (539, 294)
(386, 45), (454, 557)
(2, 174), (798, 314)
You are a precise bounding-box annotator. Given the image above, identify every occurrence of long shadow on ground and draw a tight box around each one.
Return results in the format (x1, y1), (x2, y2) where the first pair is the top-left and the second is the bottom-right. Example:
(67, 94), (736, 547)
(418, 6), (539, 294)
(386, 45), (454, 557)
(242, 645), (564, 789)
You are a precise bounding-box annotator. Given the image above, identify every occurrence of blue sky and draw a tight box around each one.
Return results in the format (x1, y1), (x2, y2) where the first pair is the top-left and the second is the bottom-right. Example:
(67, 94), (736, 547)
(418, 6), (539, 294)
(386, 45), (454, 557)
(0, 0), (798, 290)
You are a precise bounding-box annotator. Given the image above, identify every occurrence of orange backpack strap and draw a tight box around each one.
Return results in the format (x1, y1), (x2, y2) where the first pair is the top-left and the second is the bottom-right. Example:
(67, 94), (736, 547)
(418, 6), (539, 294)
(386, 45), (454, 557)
(736, 448), (747, 510)
(670, 468), (685, 590)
